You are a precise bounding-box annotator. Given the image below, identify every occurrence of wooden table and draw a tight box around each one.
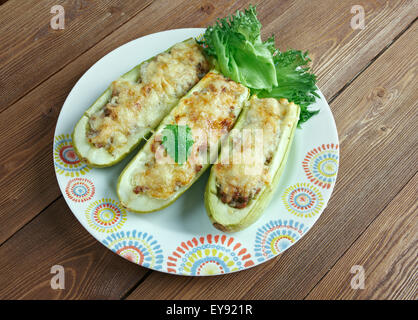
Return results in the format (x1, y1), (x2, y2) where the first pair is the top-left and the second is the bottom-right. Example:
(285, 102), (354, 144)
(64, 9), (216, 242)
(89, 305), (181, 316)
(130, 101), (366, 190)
(0, 0), (416, 300)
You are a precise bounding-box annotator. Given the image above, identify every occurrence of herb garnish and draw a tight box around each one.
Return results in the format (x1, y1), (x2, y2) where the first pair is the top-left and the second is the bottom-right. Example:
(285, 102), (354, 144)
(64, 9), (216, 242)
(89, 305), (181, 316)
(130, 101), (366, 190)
(161, 124), (194, 164)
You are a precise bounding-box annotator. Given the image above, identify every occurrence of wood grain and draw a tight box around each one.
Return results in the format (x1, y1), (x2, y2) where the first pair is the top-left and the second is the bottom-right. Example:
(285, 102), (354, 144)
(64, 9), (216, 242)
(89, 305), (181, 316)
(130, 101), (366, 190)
(0, 0), (415, 248)
(126, 21), (418, 300)
(256, 0), (418, 99)
(306, 173), (418, 300)
(0, 197), (148, 299)
(0, 0), (153, 112)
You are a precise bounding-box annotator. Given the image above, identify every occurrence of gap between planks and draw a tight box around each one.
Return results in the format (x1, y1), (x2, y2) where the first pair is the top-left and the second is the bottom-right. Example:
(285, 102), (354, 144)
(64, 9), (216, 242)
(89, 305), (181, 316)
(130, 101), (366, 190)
(302, 170), (418, 299)
(120, 270), (153, 300)
(298, 19), (418, 297)
(0, 0), (155, 116)
(327, 17), (417, 105)
(0, 194), (61, 248)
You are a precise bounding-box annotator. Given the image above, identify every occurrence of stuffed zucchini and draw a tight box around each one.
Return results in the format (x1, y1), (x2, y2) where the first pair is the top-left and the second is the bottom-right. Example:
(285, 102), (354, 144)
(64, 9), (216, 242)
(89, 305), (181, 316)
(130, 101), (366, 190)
(205, 96), (300, 232)
(72, 38), (209, 167)
(117, 70), (249, 212)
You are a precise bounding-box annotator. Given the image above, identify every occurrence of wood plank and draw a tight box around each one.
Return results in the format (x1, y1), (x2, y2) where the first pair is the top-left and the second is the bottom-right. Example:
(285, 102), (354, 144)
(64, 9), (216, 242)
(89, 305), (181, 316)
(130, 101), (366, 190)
(0, 0), (415, 246)
(126, 22), (418, 300)
(0, 197), (148, 299)
(306, 173), (418, 300)
(0, 0), (153, 112)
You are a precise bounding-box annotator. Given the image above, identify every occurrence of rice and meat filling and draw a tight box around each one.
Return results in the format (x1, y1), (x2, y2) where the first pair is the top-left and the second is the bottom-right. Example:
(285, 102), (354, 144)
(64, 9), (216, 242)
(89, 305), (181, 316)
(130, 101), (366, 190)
(87, 41), (209, 153)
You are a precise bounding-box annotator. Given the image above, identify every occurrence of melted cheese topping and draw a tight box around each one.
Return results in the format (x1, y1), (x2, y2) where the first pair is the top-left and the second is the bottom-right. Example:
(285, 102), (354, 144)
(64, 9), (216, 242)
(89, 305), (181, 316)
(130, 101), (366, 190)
(214, 96), (291, 208)
(132, 72), (248, 199)
(87, 41), (209, 153)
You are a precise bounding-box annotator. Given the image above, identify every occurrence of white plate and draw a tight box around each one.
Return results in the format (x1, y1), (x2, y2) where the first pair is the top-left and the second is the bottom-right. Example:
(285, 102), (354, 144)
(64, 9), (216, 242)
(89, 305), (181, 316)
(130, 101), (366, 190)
(53, 28), (339, 276)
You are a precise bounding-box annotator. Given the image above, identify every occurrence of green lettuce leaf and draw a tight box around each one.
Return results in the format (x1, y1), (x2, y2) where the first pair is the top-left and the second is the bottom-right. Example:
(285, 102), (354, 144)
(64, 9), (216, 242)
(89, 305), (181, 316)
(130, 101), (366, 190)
(255, 50), (319, 126)
(198, 5), (277, 90)
(198, 5), (319, 126)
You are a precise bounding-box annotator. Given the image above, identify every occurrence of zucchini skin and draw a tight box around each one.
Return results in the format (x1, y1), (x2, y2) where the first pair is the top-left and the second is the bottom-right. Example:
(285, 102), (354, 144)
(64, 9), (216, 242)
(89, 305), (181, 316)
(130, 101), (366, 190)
(72, 38), (207, 167)
(204, 99), (300, 232)
(71, 65), (141, 168)
(117, 70), (250, 213)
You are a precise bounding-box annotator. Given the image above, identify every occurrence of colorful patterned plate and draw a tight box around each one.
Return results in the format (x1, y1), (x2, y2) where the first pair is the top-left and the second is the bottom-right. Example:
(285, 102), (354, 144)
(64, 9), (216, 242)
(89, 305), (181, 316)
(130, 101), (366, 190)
(54, 29), (339, 276)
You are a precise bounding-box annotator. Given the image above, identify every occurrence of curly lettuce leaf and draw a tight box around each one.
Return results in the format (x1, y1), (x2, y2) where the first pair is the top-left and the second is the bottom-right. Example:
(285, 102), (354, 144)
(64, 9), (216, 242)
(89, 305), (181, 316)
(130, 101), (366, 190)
(198, 5), (277, 90)
(255, 50), (319, 126)
(198, 5), (319, 126)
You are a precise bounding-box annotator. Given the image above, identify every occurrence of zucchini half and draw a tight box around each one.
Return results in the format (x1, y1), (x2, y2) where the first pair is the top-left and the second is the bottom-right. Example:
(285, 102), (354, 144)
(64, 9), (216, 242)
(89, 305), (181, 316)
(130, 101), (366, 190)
(72, 38), (208, 167)
(205, 98), (300, 232)
(117, 70), (250, 213)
